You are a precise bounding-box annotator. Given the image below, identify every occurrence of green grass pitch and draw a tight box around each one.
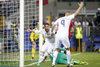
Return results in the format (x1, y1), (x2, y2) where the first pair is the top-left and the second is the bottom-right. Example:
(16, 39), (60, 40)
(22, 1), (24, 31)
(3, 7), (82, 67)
(25, 52), (100, 67)
(0, 52), (100, 67)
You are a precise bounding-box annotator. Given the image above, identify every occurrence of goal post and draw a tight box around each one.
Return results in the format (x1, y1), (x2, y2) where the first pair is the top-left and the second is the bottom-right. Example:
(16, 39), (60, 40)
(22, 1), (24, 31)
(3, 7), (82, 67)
(20, 0), (43, 66)
(39, 0), (43, 62)
(20, 0), (24, 67)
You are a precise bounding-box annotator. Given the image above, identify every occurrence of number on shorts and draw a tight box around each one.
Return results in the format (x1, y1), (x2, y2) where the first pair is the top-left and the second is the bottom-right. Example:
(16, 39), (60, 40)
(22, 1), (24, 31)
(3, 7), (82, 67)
(61, 20), (65, 27)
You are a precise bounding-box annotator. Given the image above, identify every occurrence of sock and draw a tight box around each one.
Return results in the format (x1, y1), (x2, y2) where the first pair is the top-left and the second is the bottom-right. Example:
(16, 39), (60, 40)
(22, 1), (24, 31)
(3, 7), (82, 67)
(66, 50), (71, 64)
(38, 52), (44, 63)
(39, 52), (49, 63)
(42, 52), (48, 61)
(52, 51), (58, 65)
(43, 56), (47, 62)
(32, 48), (35, 58)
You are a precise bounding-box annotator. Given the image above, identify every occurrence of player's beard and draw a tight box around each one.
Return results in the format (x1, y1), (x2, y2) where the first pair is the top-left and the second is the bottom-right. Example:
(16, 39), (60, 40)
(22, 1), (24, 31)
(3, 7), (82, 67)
(45, 29), (49, 32)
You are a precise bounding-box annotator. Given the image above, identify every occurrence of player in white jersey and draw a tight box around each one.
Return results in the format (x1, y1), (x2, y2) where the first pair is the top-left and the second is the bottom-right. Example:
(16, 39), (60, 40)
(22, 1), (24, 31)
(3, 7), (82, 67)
(27, 23), (56, 66)
(51, 2), (84, 67)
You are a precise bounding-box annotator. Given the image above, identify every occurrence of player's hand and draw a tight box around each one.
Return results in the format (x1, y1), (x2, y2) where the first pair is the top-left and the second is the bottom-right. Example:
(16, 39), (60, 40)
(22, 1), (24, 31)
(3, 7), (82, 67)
(51, 33), (54, 37)
(78, 2), (84, 7)
(27, 28), (31, 32)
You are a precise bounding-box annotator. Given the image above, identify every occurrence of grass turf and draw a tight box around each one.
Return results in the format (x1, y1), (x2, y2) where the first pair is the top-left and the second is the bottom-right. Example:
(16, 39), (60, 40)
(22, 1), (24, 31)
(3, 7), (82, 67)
(25, 52), (100, 67)
(0, 52), (100, 67)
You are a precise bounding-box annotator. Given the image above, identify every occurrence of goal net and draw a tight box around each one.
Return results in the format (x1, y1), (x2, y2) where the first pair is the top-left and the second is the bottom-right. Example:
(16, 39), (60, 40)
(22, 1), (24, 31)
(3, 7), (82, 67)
(0, 0), (42, 67)
(0, 0), (20, 67)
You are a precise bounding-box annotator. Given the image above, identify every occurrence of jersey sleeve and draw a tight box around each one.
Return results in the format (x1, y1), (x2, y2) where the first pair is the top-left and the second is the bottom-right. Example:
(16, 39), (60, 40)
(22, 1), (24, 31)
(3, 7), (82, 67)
(67, 14), (75, 20)
(34, 30), (41, 34)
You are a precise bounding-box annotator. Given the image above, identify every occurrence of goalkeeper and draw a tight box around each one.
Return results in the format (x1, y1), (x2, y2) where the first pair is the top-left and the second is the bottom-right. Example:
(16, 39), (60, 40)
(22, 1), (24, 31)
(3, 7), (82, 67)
(30, 23), (45, 61)
(30, 23), (39, 61)
(49, 48), (88, 66)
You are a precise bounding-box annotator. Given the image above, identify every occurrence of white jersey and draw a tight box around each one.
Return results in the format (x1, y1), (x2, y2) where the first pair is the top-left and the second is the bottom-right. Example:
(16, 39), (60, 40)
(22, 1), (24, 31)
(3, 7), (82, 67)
(54, 14), (75, 37)
(35, 28), (55, 43)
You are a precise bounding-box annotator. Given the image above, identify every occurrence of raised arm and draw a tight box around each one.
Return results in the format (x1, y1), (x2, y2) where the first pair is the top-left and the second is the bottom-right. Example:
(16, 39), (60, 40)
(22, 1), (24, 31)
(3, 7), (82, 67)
(74, 2), (84, 17)
(27, 28), (35, 32)
(27, 28), (42, 34)
(51, 24), (56, 33)
(51, 24), (56, 37)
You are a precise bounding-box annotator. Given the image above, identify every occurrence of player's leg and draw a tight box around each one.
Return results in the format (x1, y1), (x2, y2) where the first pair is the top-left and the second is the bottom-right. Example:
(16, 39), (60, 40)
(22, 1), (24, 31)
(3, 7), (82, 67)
(59, 59), (67, 64)
(37, 42), (48, 66)
(37, 51), (45, 66)
(32, 41), (36, 61)
(52, 48), (59, 67)
(62, 37), (71, 66)
(42, 43), (53, 61)
(42, 52), (48, 62)
(32, 39), (39, 60)
(52, 37), (60, 67)
(58, 53), (67, 64)
(42, 43), (52, 63)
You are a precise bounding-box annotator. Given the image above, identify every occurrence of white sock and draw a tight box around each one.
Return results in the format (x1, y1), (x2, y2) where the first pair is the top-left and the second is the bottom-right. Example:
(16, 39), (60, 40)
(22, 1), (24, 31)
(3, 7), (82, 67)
(66, 50), (71, 64)
(39, 52), (44, 63)
(42, 52), (48, 61)
(39, 52), (48, 63)
(52, 51), (58, 65)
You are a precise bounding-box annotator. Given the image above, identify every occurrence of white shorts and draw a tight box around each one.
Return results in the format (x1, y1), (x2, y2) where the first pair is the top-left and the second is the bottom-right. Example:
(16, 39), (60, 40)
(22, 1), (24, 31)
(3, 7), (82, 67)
(41, 42), (55, 53)
(55, 35), (70, 49)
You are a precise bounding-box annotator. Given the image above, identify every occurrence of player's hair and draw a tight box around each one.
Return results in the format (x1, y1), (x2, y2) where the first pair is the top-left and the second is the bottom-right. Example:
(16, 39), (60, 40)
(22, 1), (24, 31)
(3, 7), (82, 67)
(44, 23), (49, 26)
(65, 11), (72, 16)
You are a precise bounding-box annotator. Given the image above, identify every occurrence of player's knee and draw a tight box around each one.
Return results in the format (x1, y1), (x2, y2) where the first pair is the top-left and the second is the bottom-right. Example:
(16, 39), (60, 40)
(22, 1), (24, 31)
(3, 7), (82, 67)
(47, 52), (50, 55)
(56, 48), (60, 52)
(40, 51), (45, 54)
(66, 48), (70, 50)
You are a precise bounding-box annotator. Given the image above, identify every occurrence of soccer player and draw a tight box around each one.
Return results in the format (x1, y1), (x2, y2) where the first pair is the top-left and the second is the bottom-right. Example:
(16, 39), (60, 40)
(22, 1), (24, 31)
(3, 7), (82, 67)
(69, 21), (74, 39)
(30, 23), (39, 61)
(27, 23), (56, 66)
(49, 48), (88, 65)
(28, 23), (45, 61)
(51, 2), (84, 67)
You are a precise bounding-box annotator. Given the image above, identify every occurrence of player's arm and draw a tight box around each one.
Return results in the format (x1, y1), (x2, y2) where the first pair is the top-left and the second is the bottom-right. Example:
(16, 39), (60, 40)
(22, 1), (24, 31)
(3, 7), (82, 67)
(27, 28), (42, 34)
(27, 28), (35, 32)
(74, 2), (84, 17)
(51, 24), (56, 37)
(55, 24), (59, 34)
(51, 24), (55, 33)
(70, 21), (74, 33)
(51, 20), (58, 37)
(71, 27), (74, 33)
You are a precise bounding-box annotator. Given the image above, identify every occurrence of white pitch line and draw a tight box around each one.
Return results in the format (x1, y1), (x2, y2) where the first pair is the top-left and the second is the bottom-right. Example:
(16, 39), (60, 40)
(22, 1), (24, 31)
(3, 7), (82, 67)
(24, 60), (50, 67)
(25, 53), (81, 67)
(71, 53), (81, 56)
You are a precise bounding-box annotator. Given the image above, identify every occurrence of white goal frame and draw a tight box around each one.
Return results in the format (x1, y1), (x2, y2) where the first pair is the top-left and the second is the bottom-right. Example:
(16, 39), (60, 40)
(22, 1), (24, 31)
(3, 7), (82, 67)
(20, 0), (43, 67)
